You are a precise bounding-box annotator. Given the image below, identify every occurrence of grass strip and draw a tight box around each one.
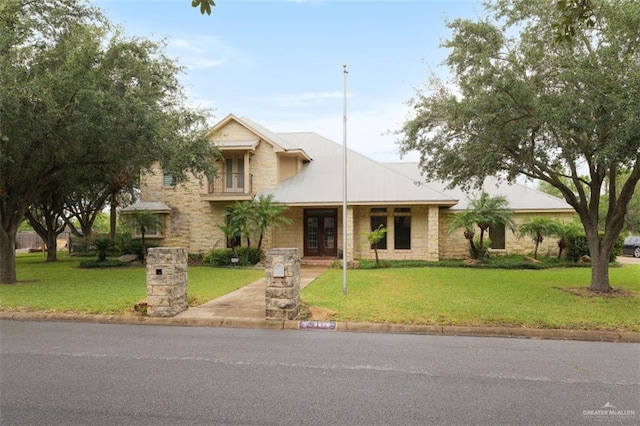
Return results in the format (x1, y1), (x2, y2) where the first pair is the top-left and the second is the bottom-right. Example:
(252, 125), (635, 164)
(0, 253), (263, 314)
(302, 266), (640, 331)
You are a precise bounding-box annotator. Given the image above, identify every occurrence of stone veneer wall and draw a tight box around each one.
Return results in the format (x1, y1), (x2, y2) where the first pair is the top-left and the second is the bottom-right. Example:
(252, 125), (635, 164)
(439, 211), (576, 259)
(146, 247), (188, 317)
(352, 205), (438, 261)
(137, 119), (288, 255)
(265, 248), (301, 320)
(270, 208), (304, 252)
(139, 165), (227, 253)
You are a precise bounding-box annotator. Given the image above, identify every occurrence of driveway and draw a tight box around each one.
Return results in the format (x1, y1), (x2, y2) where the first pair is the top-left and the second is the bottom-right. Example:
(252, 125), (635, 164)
(617, 256), (640, 265)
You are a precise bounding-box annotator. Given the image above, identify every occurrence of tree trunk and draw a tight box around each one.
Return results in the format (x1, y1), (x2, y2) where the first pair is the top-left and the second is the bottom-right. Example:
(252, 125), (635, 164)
(110, 193), (117, 241)
(45, 232), (58, 262)
(586, 233), (613, 292)
(557, 240), (565, 259)
(141, 231), (147, 262)
(468, 238), (478, 259)
(0, 227), (17, 284)
(589, 253), (612, 292)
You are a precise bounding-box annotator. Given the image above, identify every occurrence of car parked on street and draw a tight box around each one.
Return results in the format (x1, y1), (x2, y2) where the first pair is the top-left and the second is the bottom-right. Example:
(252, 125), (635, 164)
(622, 236), (640, 258)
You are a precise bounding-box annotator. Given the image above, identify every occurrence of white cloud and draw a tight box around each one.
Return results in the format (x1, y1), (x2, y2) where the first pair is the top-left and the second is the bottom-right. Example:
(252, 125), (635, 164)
(168, 35), (248, 70)
(190, 57), (228, 69)
(169, 39), (204, 54)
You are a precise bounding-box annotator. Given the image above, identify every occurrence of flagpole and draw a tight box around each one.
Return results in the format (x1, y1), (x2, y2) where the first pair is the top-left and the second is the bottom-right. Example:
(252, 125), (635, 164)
(342, 64), (348, 296)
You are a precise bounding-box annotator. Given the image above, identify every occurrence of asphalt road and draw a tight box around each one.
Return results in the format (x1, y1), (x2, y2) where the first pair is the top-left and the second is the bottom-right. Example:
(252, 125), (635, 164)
(1, 321), (638, 425)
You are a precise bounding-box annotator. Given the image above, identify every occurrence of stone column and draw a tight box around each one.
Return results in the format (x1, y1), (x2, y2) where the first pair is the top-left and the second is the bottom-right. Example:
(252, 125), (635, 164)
(146, 247), (188, 317)
(346, 206), (354, 262)
(265, 248), (300, 320)
(426, 205), (440, 261)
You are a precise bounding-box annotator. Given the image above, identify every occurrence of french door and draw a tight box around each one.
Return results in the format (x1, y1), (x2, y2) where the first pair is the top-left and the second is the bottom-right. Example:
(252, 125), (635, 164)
(304, 209), (337, 257)
(225, 156), (245, 193)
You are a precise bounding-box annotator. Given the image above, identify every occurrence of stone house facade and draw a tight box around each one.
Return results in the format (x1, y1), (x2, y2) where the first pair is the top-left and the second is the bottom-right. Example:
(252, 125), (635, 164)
(124, 114), (575, 261)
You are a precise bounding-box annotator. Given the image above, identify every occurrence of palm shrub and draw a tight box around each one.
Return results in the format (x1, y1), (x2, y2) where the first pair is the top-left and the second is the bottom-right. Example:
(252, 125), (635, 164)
(448, 192), (515, 260)
(93, 237), (113, 262)
(367, 224), (387, 267)
(448, 211), (478, 259)
(252, 194), (292, 253)
(471, 192), (515, 251)
(216, 222), (241, 257)
(518, 217), (560, 259)
(217, 195), (292, 261)
(129, 211), (163, 261)
(552, 221), (583, 259)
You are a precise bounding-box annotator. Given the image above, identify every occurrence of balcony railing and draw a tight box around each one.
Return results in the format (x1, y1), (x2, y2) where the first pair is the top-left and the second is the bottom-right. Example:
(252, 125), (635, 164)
(208, 173), (253, 195)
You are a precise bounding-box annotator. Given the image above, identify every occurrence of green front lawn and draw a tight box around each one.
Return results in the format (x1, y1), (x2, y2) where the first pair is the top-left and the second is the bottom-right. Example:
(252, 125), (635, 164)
(301, 266), (640, 331)
(3, 253), (639, 332)
(0, 253), (263, 314)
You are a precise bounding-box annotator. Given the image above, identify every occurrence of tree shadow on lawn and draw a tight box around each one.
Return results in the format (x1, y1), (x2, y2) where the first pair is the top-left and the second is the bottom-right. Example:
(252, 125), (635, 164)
(2, 280), (40, 285)
(554, 287), (638, 298)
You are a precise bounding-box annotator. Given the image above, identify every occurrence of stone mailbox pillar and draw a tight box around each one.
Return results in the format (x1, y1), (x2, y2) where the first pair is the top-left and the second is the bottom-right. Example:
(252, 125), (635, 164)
(146, 247), (188, 317)
(265, 248), (301, 320)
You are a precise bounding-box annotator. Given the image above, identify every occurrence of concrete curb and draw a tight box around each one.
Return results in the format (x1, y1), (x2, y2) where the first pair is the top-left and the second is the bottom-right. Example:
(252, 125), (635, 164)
(1, 311), (638, 343)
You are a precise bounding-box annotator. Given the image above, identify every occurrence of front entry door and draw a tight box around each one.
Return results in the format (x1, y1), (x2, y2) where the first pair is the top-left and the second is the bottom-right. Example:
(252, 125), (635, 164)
(304, 209), (337, 257)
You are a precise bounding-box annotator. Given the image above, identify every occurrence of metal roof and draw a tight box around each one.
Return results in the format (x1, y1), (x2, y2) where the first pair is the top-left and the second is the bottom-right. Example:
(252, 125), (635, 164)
(237, 116), (300, 152)
(260, 132), (456, 206)
(215, 139), (259, 150)
(121, 201), (172, 213)
(207, 115), (574, 212)
(384, 162), (575, 212)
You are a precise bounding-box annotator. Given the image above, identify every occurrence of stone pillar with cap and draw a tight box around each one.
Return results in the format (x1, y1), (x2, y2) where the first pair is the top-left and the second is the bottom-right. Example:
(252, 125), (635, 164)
(146, 247), (188, 317)
(265, 248), (300, 320)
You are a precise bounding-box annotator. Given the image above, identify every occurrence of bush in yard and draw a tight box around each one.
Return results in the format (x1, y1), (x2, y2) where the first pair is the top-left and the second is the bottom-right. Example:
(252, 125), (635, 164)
(203, 248), (234, 266)
(203, 247), (260, 266)
(188, 253), (204, 265)
(567, 235), (623, 263)
(239, 247), (261, 265)
(472, 237), (491, 259)
(120, 239), (159, 261)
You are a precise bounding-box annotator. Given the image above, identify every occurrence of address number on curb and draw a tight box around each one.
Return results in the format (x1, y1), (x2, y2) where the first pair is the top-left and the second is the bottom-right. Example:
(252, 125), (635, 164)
(299, 321), (337, 331)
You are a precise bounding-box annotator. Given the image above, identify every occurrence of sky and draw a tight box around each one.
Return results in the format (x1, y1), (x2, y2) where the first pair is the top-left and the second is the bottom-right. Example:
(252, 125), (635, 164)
(95, 0), (484, 163)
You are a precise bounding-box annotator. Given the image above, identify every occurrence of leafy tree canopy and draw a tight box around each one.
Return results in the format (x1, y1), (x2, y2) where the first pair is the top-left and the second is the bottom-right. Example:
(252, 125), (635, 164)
(397, 0), (639, 291)
(0, 0), (218, 283)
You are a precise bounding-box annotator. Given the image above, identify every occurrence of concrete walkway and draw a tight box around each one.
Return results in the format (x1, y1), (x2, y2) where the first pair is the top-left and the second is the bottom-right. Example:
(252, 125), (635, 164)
(175, 266), (327, 320)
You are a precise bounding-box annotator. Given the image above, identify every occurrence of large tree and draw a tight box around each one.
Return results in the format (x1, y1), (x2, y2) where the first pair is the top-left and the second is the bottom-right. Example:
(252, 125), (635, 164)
(0, 0), (218, 284)
(24, 184), (67, 262)
(398, 0), (639, 292)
